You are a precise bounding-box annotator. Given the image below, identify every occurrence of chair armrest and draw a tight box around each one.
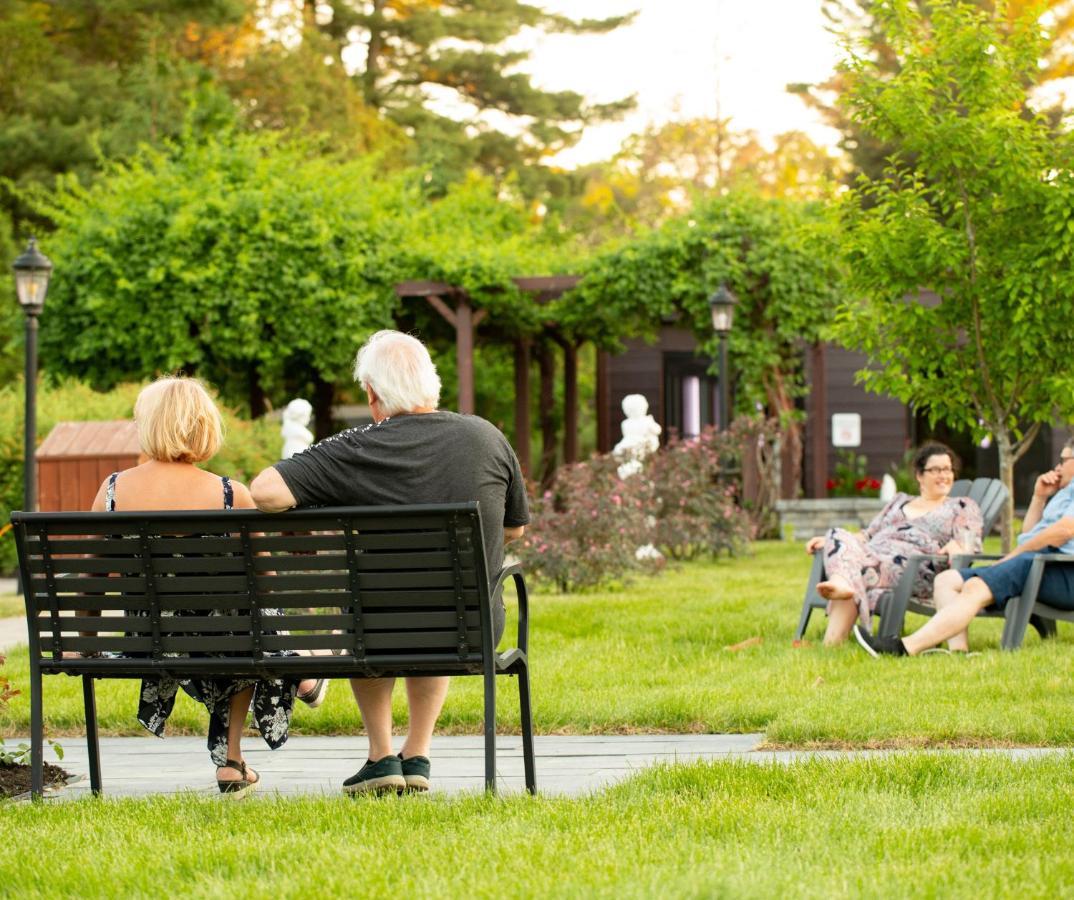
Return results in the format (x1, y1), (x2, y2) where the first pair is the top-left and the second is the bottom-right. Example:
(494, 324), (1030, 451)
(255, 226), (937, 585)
(1028, 553), (1074, 563)
(492, 563), (529, 656)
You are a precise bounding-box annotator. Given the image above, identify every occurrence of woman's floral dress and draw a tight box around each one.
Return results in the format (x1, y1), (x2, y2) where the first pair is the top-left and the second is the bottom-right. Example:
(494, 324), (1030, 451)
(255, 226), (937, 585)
(106, 472), (297, 766)
(820, 491), (983, 629)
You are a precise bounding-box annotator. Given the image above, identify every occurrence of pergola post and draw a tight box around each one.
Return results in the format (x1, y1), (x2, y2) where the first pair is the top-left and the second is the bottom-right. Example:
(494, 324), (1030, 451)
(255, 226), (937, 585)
(559, 338), (578, 464)
(809, 341), (828, 498)
(454, 294), (476, 415)
(596, 350), (611, 453)
(394, 283), (486, 416)
(514, 338), (532, 476)
(538, 340), (557, 485)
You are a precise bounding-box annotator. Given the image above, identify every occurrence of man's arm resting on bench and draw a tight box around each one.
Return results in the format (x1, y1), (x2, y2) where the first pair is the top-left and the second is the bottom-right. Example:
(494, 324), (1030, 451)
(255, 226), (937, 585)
(251, 467), (297, 513)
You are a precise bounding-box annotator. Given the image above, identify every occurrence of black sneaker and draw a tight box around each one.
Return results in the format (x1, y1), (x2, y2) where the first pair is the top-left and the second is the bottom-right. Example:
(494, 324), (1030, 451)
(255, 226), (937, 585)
(342, 755), (406, 795)
(853, 624), (908, 658)
(399, 754), (431, 793)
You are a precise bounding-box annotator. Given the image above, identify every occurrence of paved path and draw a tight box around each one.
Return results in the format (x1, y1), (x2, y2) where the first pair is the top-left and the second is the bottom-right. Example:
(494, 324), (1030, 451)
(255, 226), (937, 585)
(0, 615), (24, 653)
(20, 734), (1072, 802)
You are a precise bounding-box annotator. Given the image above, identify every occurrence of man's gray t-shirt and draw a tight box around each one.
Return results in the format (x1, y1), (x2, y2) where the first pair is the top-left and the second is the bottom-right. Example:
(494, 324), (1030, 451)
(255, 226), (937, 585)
(274, 411), (529, 596)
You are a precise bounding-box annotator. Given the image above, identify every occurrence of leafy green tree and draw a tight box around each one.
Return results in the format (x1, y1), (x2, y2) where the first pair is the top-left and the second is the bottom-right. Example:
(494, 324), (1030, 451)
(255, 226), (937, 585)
(0, 1), (244, 233)
(289, 0), (636, 189)
(33, 133), (413, 434)
(569, 192), (842, 490)
(834, 0), (1074, 546)
(791, 0), (1074, 183)
(32, 132), (569, 436)
(559, 122), (846, 247)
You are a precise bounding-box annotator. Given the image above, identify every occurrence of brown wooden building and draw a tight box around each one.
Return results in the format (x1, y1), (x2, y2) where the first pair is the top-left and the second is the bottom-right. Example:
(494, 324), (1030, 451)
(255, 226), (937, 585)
(599, 334), (1070, 505)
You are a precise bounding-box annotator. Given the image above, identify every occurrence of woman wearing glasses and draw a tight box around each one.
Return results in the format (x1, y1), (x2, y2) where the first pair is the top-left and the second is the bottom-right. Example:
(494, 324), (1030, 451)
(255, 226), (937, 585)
(806, 442), (983, 646)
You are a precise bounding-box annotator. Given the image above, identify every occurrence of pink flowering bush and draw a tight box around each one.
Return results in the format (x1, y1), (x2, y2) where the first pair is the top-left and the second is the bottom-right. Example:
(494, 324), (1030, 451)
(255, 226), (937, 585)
(516, 419), (777, 591)
(647, 426), (752, 560)
(515, 454), (657, 592)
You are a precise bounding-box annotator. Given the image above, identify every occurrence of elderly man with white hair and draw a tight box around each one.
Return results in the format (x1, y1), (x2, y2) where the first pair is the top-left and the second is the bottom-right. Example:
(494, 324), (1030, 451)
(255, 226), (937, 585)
(251, 330), (529, 795)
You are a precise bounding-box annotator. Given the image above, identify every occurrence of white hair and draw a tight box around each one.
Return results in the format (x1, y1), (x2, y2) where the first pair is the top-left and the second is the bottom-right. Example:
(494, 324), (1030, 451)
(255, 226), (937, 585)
(353, 330), (441, 416)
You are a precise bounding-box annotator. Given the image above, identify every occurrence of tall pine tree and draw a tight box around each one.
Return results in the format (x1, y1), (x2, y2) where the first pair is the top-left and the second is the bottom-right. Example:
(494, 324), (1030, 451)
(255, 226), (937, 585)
(291, 0), (637, 187)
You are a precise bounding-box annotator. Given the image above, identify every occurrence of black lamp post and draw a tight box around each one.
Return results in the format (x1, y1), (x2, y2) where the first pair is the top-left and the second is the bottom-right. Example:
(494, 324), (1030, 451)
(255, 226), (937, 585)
(708, 284), (737, 431)
(12, 238), (52, 512)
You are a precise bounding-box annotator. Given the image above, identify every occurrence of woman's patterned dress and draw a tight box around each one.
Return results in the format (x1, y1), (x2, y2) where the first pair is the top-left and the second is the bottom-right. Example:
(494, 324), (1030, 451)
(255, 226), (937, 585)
(821, 491), (983, 629)
(106, 471), (297, 766)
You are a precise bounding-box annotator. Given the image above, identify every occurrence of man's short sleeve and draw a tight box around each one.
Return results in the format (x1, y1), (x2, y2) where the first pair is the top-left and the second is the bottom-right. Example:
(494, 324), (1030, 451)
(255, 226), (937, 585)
(502, 439), (529, 527)
(274, 434), (355, 508)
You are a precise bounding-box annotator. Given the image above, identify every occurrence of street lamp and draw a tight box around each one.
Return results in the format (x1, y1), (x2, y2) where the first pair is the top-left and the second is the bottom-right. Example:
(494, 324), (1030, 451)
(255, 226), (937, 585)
(12, 238), (52, 512)
(708, 283), (737, 430)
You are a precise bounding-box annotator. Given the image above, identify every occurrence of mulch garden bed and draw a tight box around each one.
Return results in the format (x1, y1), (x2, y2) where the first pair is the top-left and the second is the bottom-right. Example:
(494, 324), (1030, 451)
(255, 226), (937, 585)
(1, 761), (70, 799)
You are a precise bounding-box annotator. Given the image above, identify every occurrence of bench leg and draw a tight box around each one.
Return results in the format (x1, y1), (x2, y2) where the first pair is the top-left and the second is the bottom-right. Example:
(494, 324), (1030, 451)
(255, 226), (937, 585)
(483, 668), (496, 794)
(83, 676), (102, 796)
(517, 667), (536, 795)
(30, 663), (43, 800)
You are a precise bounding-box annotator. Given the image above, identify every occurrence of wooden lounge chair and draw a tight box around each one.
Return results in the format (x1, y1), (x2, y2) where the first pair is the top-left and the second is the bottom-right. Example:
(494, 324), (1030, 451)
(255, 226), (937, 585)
(794, 478), (1009, 641)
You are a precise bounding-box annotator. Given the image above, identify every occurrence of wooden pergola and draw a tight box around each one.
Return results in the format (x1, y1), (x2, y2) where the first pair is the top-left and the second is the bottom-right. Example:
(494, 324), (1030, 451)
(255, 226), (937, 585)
(395, 276), (599, 480)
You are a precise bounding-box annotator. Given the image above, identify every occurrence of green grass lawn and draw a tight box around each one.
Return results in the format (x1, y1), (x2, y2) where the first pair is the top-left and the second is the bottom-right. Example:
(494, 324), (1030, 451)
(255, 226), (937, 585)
(0, 594), (23, 619)
(2, 754), (1073, 898)
(3, 540), (1074, 746)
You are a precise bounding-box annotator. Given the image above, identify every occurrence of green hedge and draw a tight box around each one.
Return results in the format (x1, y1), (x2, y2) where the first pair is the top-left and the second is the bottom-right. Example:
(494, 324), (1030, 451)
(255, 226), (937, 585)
(0, 378), (279, 573)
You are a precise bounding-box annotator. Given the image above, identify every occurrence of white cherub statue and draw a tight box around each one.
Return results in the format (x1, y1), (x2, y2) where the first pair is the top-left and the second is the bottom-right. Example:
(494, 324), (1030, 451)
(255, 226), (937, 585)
(613, 394), (661, 479)
(280, 398), (314, 459)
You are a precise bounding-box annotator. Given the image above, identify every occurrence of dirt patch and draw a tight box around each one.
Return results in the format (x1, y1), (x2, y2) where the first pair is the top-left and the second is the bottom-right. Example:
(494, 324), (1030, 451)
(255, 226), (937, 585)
(0, 761), (70, 799)
(755, 737), (1033, 751)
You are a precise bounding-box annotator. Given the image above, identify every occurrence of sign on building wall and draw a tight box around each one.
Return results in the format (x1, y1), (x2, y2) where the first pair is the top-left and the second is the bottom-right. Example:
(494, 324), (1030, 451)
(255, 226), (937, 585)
(831, 413), (862, 448)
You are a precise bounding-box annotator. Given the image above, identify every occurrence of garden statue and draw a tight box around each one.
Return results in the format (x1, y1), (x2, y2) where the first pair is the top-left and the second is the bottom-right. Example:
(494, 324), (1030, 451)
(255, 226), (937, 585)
(614, 394), (661, 479)
(280, 398), (314, 459)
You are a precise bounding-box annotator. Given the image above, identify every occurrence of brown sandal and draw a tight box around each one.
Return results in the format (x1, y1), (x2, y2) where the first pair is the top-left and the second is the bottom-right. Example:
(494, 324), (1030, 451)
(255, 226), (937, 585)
(216, 759), (260, 798)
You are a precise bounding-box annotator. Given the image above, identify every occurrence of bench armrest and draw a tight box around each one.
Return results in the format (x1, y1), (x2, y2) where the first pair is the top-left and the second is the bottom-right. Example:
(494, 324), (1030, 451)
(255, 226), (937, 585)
(492, 563), (529, 656)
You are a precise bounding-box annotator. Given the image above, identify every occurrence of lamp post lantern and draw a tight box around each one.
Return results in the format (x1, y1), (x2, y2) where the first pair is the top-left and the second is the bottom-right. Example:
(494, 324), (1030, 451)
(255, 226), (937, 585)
(708, 283), (737, 431)
(13, 238), (52, 512)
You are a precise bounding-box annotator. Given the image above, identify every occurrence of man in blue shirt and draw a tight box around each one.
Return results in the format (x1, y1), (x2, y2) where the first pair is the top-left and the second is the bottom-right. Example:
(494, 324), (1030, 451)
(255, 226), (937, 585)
(856, 440), (1074, 657)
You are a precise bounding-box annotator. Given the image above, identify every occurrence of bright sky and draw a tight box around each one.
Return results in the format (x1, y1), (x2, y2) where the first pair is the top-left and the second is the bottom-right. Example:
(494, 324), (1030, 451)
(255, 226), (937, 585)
(523, 0), (844, 167)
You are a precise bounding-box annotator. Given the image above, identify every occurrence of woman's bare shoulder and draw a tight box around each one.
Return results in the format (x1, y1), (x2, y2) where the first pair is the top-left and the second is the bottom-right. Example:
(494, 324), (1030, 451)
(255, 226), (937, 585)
(228, 479), (256, 510)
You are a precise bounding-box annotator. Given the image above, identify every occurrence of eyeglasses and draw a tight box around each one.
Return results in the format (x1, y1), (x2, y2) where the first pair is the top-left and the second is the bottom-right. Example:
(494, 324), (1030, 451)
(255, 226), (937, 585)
(1060, 454), (1074, 466)
(922, 466), (954, 475)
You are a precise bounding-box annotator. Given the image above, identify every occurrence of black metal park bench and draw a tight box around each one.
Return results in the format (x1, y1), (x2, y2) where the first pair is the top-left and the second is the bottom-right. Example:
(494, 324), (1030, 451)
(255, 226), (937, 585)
(12, 502), (534, 798)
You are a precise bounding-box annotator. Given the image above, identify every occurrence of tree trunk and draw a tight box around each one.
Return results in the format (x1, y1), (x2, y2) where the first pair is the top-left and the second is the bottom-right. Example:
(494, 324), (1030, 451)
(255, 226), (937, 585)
(764, 367), (801, 499)
(361, 0), (386, 106)
(995, 430), (1016, 553)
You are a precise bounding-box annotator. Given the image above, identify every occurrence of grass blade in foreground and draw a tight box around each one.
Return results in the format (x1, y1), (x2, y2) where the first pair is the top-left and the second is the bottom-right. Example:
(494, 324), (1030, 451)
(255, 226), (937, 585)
(1, 754), (1072, 898)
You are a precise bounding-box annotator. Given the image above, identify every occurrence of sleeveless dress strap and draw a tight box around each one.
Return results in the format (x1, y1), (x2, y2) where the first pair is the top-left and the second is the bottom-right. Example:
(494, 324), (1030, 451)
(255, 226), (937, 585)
(222, 476), (233, 510)
(105, 472), (119, 512)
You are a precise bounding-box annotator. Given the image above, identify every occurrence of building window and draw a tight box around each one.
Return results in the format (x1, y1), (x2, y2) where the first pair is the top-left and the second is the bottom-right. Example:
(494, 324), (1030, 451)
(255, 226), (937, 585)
(663, 352), (719, 439)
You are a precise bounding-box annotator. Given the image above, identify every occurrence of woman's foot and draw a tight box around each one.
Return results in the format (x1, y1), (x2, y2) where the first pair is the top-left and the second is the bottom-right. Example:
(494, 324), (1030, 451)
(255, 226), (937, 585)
(216, 759), (260, 798)
(297, 678), (328, 708)
(817, 580), (854, 601)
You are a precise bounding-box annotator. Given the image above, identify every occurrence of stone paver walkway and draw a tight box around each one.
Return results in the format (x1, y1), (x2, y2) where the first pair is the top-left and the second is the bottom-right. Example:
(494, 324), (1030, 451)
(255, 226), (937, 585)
(23, 734), (1071, 801)
(0, 615), (25, 654)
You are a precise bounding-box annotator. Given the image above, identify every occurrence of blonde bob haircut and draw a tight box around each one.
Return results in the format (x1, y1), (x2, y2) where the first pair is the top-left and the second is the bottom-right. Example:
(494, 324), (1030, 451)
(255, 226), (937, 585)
(135, 377), (223, 463)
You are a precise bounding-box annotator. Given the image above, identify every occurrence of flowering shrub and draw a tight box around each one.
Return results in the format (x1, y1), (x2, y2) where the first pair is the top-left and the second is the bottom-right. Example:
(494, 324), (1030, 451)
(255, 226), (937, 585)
(515, 419), (772, 591)
(515, 454), (657, 592)
(648, 427), (752, 560)
(827, 450), (881, 498)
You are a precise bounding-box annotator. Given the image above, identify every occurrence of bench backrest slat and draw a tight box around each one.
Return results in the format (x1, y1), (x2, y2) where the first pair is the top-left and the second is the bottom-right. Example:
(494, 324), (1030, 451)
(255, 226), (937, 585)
(14, 503), (494, 673)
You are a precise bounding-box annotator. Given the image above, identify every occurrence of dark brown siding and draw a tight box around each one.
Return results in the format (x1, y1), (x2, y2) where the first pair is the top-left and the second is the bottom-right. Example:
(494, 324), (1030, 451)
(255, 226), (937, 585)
(606, 326), (701, 448)
(803, 345), (911, 495)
